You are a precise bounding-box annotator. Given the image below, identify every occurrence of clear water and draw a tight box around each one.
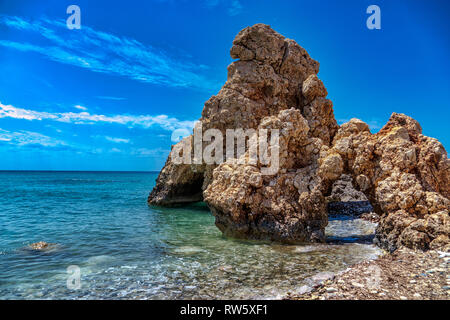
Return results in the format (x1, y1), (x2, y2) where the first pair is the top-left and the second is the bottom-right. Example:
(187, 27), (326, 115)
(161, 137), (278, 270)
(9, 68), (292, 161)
(0, 171), (381, 300)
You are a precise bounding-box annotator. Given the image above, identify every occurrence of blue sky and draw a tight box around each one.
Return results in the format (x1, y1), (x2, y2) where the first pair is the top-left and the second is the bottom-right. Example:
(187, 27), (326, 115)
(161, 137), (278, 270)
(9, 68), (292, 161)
(0, 0), (448, 171)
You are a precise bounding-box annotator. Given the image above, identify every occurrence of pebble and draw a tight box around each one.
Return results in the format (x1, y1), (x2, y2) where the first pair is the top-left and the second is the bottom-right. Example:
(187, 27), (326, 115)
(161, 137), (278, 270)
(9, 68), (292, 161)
(400, 296), (408, 300)
(218, 265), (233, 273)
(311, 272), (335, 284)
(442, 286), (450, 291)
(184, 286), (197, 291)
(413, 293), (421, 298)
(351, 282), (364, 288)
(326, 287), (337, 293)
(409, 280), (416, 284)
(295, 285), (312, 295)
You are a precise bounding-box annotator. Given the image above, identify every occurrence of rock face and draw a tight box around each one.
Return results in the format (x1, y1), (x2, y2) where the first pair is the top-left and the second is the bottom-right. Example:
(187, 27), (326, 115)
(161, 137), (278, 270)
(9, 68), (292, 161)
(149, 24), (449, 250)
(204, 107), (333, 242)
(148, 138), (205, 206)
(328, 115), (450, 251)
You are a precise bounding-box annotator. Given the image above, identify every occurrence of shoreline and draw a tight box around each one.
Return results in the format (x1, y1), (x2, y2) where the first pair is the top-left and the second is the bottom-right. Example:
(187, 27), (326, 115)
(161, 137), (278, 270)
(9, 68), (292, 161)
(285, 247), (450, 300)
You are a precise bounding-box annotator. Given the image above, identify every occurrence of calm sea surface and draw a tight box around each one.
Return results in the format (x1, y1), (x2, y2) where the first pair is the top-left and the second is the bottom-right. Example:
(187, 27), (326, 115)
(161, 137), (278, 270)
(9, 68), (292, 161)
(0, 171), (381, 299)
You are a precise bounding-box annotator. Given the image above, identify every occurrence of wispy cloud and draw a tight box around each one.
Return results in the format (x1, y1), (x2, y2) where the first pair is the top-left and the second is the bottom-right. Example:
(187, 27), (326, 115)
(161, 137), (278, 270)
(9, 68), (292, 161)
(0, 128), (67, 148)
(0, 101), (195, 131)
(0, 15), (217, 91)
(131, 147), (170, 158)
(104, 136), (130, 144)
(228, 0), (243, 16)
(96, 96), (127, 101)
(204, 0), (243, 15)
(74, 105), (87, 111)
(91, 135), (130, 144)
(0, 128), (172, 156)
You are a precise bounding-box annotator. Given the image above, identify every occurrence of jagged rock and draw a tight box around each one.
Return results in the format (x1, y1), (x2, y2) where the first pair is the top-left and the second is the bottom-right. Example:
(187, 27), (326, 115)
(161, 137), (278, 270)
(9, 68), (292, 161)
(149, 24), (449, 250)
(328, 114), (450, 251)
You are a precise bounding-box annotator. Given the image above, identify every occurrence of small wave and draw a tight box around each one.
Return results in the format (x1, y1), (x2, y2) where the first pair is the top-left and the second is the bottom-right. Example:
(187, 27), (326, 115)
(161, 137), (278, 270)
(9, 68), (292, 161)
(86, 255), (115, 265)
(120, 265), (138, 269)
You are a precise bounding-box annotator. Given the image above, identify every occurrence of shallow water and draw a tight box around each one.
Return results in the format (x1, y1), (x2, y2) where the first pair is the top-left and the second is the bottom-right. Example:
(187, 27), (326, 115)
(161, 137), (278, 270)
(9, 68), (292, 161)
(0, 171), (382, 299)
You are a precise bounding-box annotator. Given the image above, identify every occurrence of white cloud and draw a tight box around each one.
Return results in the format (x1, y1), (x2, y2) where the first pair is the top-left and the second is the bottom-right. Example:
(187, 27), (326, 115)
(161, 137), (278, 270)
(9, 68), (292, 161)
(203, 0), (243, 15)
(104, 136), (130, 144)
(337, 118), (351, 125)
(0, 101), (196, 131)
(228, 0), (243, 16)
(74, 105), (87, 111)
(0, 15), (218, 91)
(96, 96), (127, 101)
(131, 147), (170, 158)
(0, 128), (67, 147)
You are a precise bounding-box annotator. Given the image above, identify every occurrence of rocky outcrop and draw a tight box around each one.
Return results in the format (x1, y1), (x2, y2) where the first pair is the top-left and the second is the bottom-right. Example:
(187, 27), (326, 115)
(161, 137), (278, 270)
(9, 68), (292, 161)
(327, 114), (449, 251)
(149, 24), (449, 250)
(150, 23), (338, 243)
(148, 136), (205, 206)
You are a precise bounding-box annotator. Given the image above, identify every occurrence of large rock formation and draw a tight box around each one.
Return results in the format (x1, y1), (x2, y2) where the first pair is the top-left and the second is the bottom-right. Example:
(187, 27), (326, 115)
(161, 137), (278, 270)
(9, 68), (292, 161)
(204, 107), (333, 243)
(327, 115), (450, 251)
(149, 24), (449, 251)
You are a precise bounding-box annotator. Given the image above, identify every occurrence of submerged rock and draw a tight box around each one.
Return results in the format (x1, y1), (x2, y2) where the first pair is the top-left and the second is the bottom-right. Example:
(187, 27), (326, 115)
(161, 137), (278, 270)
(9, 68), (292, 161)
(27, 242), (59, 252)
(149, 24), (449, 251)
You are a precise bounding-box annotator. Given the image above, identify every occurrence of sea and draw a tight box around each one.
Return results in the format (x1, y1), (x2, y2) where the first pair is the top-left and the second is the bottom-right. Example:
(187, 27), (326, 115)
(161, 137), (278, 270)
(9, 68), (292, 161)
(0, 171), (381, 299)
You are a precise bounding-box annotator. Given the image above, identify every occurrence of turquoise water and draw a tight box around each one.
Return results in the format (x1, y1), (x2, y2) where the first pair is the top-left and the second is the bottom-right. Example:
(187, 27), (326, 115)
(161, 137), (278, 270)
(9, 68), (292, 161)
(0, 171), (381, 299)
